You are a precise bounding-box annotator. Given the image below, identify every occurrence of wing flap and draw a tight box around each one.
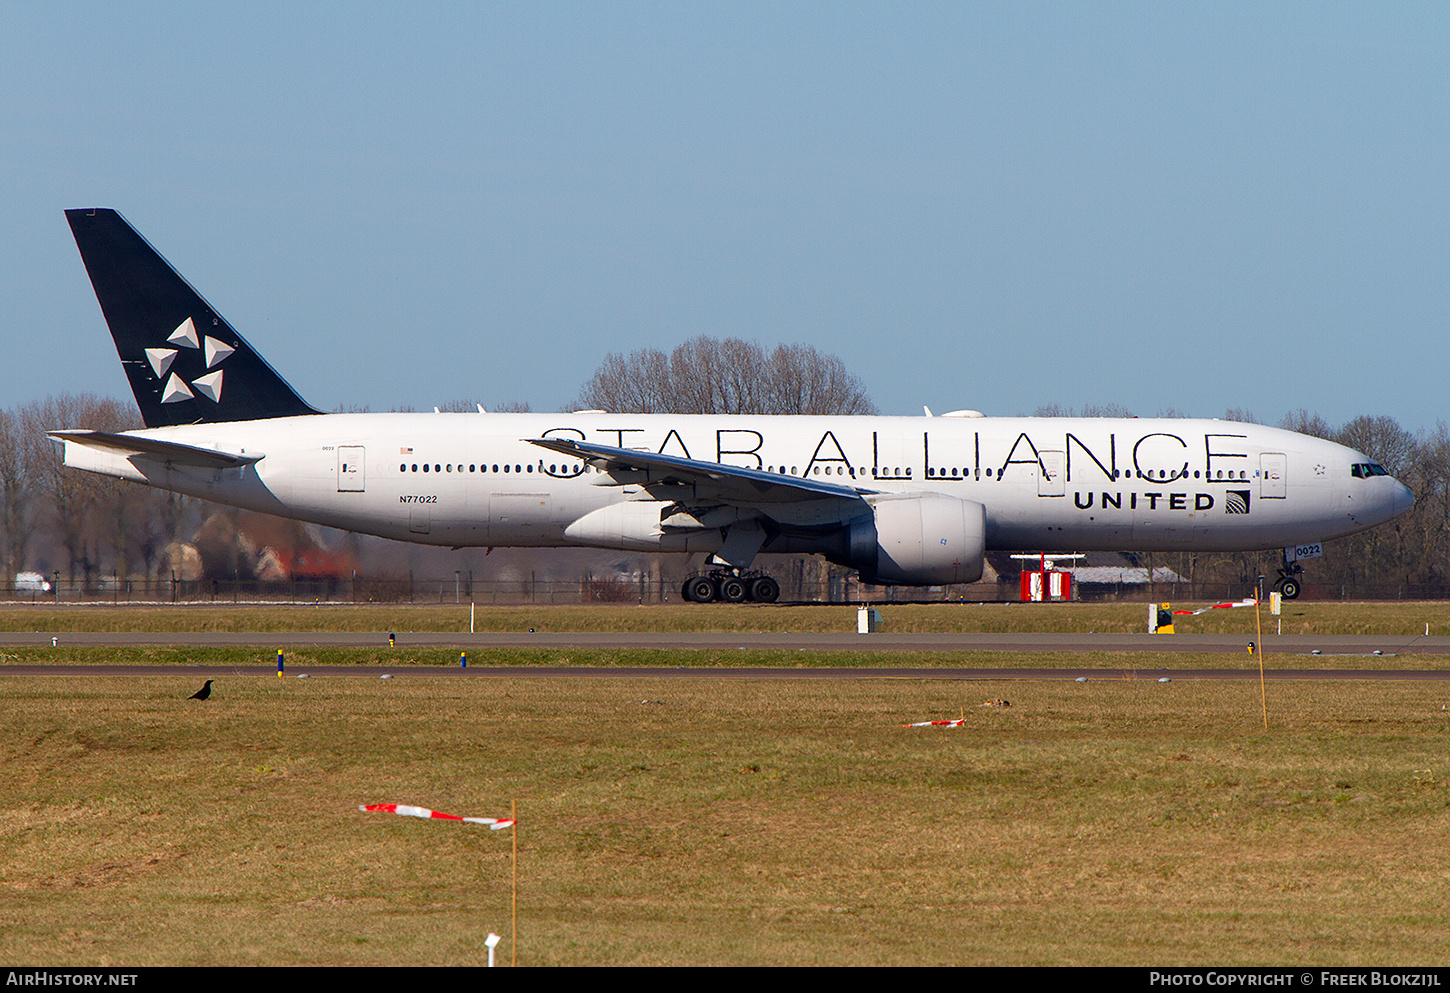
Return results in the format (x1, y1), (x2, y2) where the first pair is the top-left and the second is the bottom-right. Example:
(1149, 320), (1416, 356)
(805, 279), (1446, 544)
(527, 436), (873, 507)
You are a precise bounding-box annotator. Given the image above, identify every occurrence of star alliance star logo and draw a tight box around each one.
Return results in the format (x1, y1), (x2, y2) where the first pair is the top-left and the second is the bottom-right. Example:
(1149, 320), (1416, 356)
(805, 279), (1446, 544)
(145, 317), (235, 404)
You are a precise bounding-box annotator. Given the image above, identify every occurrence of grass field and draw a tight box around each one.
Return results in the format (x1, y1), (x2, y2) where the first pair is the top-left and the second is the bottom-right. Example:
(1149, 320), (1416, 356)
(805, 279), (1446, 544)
(1, 599), (1450, 635)
(0, 645), (1444, 672)
(5, 665), (1450, 965)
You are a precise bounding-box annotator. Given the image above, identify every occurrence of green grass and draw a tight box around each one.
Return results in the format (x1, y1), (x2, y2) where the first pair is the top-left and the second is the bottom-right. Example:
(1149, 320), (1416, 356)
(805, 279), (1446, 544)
(4, 669), (1450, 965)
(1, 599), (1449, 635)
(0, 644), (1441, 670)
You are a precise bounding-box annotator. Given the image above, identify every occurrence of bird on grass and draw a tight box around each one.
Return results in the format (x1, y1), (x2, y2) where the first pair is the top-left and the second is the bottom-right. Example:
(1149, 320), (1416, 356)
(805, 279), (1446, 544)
(188, 680), (213, 700)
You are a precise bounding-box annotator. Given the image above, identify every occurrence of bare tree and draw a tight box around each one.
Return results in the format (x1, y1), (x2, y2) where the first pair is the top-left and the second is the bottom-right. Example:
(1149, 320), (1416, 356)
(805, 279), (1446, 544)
(1032, 403), (1135, 418)
(1336, 415), (1416, 478)
(434, 400), (532, 413)
(1081, 403), (1133, 418)
(1279, 408), (1333, 439)
(24, 394), (141, 586)
(0, 408), (32, 582)
(577, 336), (876, 415)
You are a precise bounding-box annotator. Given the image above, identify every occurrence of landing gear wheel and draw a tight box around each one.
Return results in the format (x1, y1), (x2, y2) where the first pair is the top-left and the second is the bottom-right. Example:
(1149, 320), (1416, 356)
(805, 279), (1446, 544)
(718, 577), (748, 603)
(1275, 557), (1304, 601)
(748, 576), (780, 603)
(685, 577), (717, 603)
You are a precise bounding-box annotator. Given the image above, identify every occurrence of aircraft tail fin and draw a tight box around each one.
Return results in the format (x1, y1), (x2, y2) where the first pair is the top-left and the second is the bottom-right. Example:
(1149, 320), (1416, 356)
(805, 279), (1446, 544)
(65, 208), (319, 428)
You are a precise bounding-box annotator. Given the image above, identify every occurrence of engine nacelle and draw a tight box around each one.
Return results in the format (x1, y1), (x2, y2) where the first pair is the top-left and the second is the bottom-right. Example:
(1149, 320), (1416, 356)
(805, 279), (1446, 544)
(842, 494), (986, 586)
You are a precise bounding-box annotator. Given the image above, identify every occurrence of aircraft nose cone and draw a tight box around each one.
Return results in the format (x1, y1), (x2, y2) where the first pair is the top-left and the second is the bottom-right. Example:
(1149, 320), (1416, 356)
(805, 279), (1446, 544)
(1394, 480), (1415, 517)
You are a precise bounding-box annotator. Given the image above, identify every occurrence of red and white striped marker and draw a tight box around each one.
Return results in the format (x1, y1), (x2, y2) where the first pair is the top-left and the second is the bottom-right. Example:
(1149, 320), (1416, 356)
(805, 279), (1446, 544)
(1173, 598), (1257, 616)
(902, 719), (967, 728)
(361, 802), (514, 829)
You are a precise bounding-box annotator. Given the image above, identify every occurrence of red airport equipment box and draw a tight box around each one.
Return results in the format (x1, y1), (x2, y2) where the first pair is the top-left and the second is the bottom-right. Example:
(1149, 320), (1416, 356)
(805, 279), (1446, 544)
(1021, 569), (1072, 602)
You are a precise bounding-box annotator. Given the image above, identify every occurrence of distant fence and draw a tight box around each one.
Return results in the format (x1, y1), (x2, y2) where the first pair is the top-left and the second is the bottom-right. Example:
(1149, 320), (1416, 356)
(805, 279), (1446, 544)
(4, 577), (1450, 605)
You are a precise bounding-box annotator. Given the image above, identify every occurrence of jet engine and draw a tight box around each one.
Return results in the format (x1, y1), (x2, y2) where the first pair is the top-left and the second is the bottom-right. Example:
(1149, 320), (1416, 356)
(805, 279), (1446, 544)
(838, 494), (986, 586)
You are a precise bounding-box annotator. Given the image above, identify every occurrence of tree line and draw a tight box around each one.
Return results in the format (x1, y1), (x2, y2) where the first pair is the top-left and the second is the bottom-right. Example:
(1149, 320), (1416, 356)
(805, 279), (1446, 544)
(0, 395), (194, 588)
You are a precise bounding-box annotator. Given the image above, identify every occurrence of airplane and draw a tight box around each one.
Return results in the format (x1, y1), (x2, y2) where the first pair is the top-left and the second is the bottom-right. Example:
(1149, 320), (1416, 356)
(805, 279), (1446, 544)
(54, 208), (1414, 602)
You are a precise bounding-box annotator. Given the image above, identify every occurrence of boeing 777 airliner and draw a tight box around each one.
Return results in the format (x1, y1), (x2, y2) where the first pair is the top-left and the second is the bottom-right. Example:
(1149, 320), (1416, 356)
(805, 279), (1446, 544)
(53, 209), (1414, 601)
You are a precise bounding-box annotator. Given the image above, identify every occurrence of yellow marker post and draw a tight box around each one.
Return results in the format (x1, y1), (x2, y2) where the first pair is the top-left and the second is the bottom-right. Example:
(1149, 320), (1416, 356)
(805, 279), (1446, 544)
(1255, 582), (1268, 730)
(276, 649), (284, 678)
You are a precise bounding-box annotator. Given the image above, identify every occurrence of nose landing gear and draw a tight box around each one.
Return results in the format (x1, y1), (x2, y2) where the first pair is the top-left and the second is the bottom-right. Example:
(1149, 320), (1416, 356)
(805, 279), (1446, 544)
(1273, 559), (1304, 600)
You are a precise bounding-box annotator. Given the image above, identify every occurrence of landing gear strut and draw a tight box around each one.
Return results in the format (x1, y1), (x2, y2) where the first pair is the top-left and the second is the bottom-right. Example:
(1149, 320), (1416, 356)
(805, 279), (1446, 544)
(681, 569), (780, 604)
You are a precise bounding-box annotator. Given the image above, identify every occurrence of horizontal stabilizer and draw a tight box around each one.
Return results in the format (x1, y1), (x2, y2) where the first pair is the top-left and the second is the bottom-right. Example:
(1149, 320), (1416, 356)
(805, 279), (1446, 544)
(49, 430), (264, 469)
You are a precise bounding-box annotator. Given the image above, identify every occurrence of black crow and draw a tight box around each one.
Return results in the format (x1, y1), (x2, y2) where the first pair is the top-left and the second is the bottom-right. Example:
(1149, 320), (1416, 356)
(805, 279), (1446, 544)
(189, 680), (213, 700)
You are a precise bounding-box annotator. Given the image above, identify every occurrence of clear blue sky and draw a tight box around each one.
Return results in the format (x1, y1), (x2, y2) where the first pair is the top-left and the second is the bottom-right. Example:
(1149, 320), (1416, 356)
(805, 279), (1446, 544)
(4, 2), (1447, 428)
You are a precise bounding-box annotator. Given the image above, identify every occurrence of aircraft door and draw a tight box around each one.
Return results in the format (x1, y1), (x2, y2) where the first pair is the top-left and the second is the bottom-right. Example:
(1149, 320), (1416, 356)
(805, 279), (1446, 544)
(338, 446), (365, 492)
(1260, 452), (1286, 499)
(1038, 450), (1065, 496)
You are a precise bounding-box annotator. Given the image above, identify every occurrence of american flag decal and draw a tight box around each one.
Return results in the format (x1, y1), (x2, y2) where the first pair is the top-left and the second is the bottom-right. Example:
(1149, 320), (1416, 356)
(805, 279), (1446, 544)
(400, 446), (413, 454)
(1225, 490), (1251, 514)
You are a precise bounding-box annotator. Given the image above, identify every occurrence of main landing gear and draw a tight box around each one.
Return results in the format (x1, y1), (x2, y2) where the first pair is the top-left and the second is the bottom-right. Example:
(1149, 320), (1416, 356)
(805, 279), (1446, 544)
(681, 569), (781, 604)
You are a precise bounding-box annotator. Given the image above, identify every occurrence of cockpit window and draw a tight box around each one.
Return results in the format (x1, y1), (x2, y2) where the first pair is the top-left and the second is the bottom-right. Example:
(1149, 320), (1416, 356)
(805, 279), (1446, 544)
(1351, 463), (1390, 478)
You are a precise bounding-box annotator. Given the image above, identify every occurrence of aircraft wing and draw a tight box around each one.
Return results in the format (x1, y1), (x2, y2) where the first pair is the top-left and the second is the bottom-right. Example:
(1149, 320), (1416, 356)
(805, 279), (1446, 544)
(526, 436), (874, 509)
(49, 430), (264, 470)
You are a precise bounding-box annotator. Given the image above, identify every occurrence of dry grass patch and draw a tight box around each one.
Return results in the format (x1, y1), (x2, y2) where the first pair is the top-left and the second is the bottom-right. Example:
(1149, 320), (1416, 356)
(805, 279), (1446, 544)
(3, 672), (1450, 965)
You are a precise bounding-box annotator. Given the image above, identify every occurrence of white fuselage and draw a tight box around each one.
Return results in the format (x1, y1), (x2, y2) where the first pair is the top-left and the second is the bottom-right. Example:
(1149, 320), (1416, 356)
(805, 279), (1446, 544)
(62, 411), (1414, 557)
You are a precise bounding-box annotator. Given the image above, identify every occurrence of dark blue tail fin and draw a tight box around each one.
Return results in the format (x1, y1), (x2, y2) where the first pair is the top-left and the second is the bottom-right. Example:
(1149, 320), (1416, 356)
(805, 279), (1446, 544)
(66, 208), (319, 428)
